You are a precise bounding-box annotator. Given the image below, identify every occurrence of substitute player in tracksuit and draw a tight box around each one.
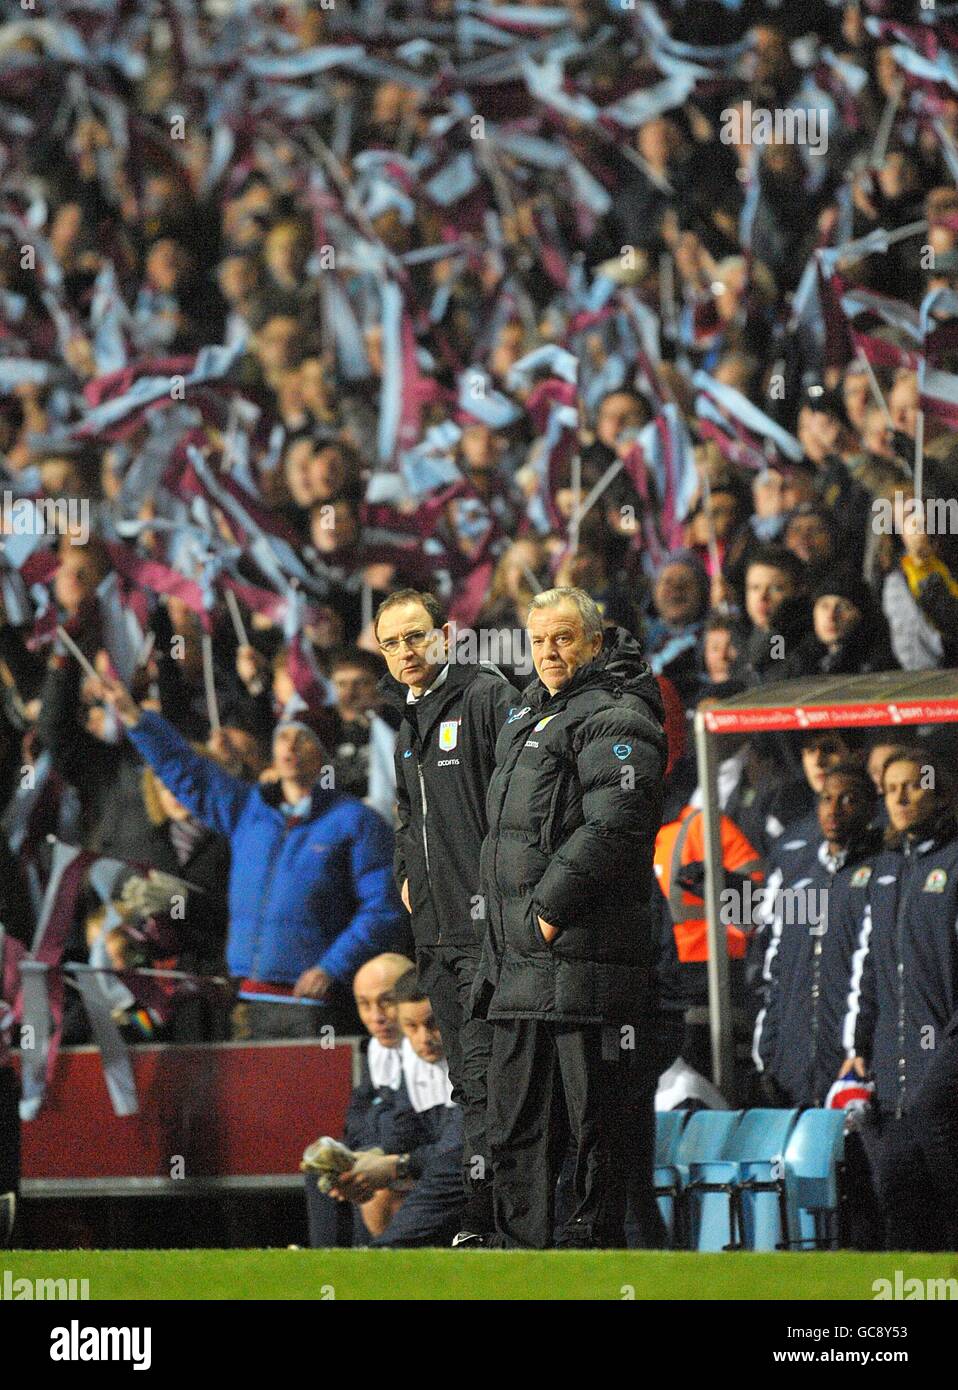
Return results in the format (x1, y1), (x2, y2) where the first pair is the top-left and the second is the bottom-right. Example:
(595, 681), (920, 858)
(376, 589), (516, 1239)
(753, 763), (881, 1109)
(841, 747), (958, 1249)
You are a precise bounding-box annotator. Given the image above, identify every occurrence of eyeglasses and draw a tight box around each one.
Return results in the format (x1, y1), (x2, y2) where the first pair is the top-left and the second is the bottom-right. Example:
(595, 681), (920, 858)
(378, 629), (433, 657)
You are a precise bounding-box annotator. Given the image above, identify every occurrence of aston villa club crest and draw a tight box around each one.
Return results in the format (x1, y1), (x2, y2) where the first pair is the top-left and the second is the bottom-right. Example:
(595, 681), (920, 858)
(850, 866), (872, 889)
(533, 715), (558, 732)
(439, 719), (460, 752)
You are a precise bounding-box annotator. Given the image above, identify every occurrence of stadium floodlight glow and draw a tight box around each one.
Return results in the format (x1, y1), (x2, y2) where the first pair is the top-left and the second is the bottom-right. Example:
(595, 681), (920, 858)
(694, 668), (958, 1102)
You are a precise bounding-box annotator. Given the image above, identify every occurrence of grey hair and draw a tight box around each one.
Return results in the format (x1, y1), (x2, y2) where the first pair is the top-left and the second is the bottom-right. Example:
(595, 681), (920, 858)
(527, 586), (604, 641)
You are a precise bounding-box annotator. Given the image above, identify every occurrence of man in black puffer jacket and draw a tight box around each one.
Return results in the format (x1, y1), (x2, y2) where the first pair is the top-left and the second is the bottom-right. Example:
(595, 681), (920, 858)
(473, 586), (668, 1249)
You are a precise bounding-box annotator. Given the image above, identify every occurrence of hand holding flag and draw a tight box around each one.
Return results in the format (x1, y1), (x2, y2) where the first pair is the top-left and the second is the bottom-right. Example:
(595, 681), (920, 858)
(96, 675), (141, 730)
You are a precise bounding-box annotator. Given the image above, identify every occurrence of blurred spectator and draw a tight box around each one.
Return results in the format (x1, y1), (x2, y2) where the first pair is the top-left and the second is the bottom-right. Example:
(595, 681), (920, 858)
(644, 551), (709, 701)
(782, 571), (896, 679)
(734, 546), (809, 685)
(326, 647), (399, 817)
(882, 499), (958, 670)
(101, 679), (404, 1039)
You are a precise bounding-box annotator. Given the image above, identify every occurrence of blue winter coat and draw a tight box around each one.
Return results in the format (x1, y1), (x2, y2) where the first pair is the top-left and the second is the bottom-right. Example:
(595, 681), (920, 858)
(127, 712), (403, 984)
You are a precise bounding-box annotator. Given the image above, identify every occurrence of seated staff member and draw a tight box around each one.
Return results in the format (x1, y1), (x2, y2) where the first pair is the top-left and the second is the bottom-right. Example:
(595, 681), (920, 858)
(303, 953), (425, 1247)
(333, 969), (466, 1249)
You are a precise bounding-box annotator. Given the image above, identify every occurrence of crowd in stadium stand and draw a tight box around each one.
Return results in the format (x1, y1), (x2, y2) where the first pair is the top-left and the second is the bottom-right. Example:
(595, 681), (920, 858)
(1, 0), (958, 1252)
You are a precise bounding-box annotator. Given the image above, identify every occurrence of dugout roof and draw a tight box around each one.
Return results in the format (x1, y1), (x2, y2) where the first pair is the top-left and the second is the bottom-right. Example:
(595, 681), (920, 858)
(699, 669), (958, 736)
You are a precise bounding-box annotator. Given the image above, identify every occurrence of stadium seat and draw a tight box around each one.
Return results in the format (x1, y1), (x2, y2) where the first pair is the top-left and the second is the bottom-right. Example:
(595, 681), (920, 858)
(782, 1109), (846, 1251)
(684, 1109), (800, 1252)
(653, 1110), (689, 1243)
(654, 1109), (743, 1249)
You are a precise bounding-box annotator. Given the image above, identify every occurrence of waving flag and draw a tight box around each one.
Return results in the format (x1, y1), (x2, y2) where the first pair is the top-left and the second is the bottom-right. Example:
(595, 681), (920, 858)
(18, 842), (103, 1120)
(76, 338), (248, 438)
(693, 372), (803, 463)
(0, 925), (27, 1071)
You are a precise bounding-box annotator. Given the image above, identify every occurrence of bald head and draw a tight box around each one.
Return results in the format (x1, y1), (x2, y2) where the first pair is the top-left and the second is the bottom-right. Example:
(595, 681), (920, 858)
(353, 953), (415, 1047)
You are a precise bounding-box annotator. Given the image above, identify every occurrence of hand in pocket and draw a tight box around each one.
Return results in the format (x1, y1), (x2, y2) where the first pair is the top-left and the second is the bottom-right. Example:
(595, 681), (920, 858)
(537, 915), (559, 944)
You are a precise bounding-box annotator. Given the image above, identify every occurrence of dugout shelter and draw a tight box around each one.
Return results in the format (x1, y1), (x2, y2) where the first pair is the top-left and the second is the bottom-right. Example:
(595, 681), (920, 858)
(694, 669), (958, 1100)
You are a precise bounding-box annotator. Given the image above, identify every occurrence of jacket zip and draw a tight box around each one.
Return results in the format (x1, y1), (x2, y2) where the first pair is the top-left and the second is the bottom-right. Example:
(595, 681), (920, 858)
(416, 759), (439, 944)
(405, 722), (443, 946)
(491, 707), (540, 954)
(895, 842), (912, 1119)
(810, 935), (823, 1105)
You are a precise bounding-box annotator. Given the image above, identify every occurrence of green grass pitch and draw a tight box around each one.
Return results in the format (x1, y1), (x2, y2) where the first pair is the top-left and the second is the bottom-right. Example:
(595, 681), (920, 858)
(5, 1249), (958, 1299)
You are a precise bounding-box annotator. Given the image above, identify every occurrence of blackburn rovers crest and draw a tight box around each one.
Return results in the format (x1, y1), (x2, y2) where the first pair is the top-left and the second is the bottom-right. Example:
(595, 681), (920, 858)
(923, 868), (947, 893)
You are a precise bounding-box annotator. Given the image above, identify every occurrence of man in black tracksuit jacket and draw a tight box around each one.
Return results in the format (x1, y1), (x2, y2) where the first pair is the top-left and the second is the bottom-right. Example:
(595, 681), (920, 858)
(846, 821), (958, 1118)
(472, 589), (668, 1249)
(376, 589), (516, 1233)
(841, 748), (958, 1249)
(753, 764), (881, 1109)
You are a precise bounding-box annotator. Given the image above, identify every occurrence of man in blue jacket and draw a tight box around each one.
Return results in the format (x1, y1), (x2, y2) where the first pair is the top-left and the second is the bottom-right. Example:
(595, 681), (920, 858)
(101, 679), (404, 1039)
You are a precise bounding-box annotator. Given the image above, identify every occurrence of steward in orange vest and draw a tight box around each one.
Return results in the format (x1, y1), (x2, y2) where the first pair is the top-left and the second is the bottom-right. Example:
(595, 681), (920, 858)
(654, 806), (764, 963)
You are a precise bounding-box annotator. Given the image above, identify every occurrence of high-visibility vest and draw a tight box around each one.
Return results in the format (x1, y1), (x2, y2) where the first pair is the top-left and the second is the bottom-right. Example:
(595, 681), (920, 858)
(654, 805), (763, 963)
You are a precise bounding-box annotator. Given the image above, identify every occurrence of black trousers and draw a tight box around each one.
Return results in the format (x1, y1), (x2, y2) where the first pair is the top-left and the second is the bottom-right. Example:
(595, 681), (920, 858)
(878, 1028), (958, 1251)
(487, 1018), (665, 1250)
(416, 945), (493, 1213)
(306, 1125), (467, 1249)
(370, 1146), (466, 1248)
(304, 1174), (363, 1248)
